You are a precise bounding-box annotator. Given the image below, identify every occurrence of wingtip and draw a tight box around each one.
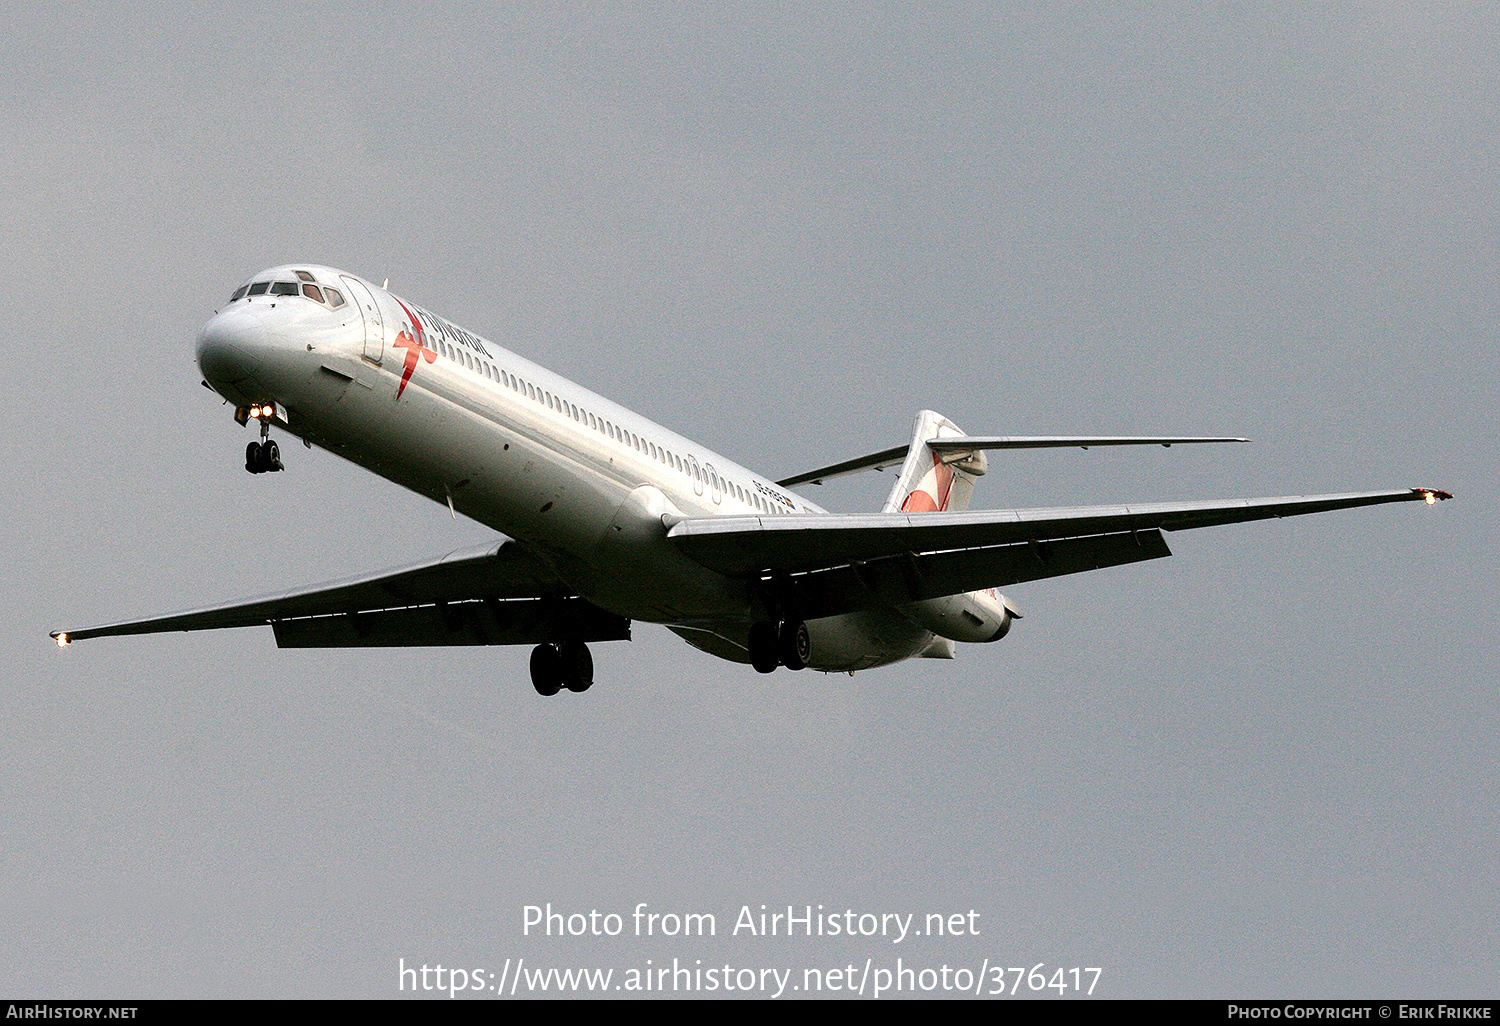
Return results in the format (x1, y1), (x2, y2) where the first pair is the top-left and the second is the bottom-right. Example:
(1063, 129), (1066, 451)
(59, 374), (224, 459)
(1414, 488), (1454, 504)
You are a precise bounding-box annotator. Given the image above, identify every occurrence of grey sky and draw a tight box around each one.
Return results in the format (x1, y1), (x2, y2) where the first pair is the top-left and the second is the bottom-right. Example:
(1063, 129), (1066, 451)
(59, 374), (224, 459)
(3, 2), (1493, 998)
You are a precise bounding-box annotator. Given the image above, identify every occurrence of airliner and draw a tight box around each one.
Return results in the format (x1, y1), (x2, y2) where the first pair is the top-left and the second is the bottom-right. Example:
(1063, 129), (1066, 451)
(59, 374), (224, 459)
(50, 264), (1451, 695)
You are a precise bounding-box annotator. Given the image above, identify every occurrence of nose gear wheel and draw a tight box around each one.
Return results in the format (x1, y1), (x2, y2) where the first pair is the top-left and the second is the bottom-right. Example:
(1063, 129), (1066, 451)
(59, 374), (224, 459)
(245, 440), (282, 474)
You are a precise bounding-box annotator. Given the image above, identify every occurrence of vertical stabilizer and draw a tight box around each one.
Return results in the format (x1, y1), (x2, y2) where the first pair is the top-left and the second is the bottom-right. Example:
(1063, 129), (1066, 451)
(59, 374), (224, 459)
(881, 410), (987, 514)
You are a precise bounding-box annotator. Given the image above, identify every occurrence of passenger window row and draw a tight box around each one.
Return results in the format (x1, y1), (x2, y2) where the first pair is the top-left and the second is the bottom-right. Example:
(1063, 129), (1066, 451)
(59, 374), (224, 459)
(426, 337), (789, 515)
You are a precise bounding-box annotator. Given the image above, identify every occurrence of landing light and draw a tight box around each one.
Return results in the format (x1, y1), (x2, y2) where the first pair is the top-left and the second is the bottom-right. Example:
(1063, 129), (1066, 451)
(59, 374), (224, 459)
(55, 633), (69, 648)
(1425, 492), (1436, 505)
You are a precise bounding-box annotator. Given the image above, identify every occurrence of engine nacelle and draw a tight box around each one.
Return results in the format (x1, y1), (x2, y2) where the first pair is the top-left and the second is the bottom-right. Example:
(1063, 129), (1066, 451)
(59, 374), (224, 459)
(901, 589), (1019, 643)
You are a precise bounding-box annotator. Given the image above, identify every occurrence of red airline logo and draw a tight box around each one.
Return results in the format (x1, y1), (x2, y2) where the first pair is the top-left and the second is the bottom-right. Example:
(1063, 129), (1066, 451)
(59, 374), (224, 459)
(901, 452), (955, 513)
(392, 298), (436, 399)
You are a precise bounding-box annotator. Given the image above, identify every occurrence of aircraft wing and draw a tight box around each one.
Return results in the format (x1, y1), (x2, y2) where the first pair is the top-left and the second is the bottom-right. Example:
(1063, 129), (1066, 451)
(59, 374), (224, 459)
(666, 488), (1450, 618)
(52, 539), (630, 648)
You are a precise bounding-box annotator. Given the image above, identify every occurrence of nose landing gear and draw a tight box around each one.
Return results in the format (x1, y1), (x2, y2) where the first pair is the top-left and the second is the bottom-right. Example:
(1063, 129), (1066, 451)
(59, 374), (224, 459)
(238, 403), (284, 474)
(246, 439), (282, 474)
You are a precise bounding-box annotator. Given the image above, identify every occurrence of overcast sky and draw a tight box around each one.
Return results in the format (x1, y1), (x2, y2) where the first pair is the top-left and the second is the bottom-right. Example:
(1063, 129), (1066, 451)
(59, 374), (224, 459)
(3, 1), (1493, 999)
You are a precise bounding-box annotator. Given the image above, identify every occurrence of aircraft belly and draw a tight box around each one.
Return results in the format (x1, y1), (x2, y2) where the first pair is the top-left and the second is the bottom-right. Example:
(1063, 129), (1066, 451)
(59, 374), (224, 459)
(572, 484), (747, 623)
(804, 608), (933, 671)
(272, 359), (613, 553)
(421, 400), (616, 552)
(677, 608), (934, 673)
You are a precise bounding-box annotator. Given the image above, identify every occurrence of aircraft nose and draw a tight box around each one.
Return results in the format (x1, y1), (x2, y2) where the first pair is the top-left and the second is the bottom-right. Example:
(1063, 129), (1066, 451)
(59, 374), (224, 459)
(196, 305), (313, 405)
(197, 308), (268, 387)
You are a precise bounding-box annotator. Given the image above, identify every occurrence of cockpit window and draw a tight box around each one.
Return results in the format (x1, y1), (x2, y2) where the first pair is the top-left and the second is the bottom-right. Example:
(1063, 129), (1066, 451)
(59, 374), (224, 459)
(234, 275), (340, 307)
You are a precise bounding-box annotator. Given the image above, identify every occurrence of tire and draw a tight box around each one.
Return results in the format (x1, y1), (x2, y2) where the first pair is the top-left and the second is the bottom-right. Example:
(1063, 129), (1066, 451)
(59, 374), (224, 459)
(748, 622), (779, 674)
(559, 640), (594, 693)
(530, 644), (562, 696)
(245, 441), (262, 474)
(778, 620), (809, 671)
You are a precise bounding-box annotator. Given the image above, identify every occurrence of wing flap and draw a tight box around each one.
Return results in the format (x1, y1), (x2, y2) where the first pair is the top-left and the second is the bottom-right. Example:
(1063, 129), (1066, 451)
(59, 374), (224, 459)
(785, 530), (1173, 620)
(271, 597), (630, 648)
(52, 539), (571, 643)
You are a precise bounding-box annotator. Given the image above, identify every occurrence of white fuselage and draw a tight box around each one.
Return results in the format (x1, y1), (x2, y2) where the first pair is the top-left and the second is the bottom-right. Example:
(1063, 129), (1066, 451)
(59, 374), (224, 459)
(197, 264), (936, 670)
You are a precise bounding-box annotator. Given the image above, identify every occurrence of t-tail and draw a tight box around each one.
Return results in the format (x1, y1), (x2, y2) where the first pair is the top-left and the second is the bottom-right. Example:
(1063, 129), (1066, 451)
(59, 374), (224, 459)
(883, 409), (988, 514)
(886, 410), (1019, 653)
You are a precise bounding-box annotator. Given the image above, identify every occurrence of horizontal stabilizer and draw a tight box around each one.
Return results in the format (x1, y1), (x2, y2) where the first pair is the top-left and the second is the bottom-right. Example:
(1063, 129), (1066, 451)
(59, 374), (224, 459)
(778, 434), (1248, 487)
(777, 445), (908, 487)
(928, 435), (1250, 453)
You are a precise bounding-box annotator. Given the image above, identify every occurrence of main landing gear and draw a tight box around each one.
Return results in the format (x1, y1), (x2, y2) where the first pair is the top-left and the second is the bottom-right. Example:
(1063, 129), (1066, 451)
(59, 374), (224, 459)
(530, 640), (594, 697)
(748, 620), (809, 674)
(238, 403), (284, 474)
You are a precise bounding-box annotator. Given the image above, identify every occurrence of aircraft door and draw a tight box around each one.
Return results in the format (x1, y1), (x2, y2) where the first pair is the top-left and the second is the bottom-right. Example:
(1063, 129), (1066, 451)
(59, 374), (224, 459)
(686, 455), (704, 496)
(705, 463), (722, 505)
(340, 275), (384, 363)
